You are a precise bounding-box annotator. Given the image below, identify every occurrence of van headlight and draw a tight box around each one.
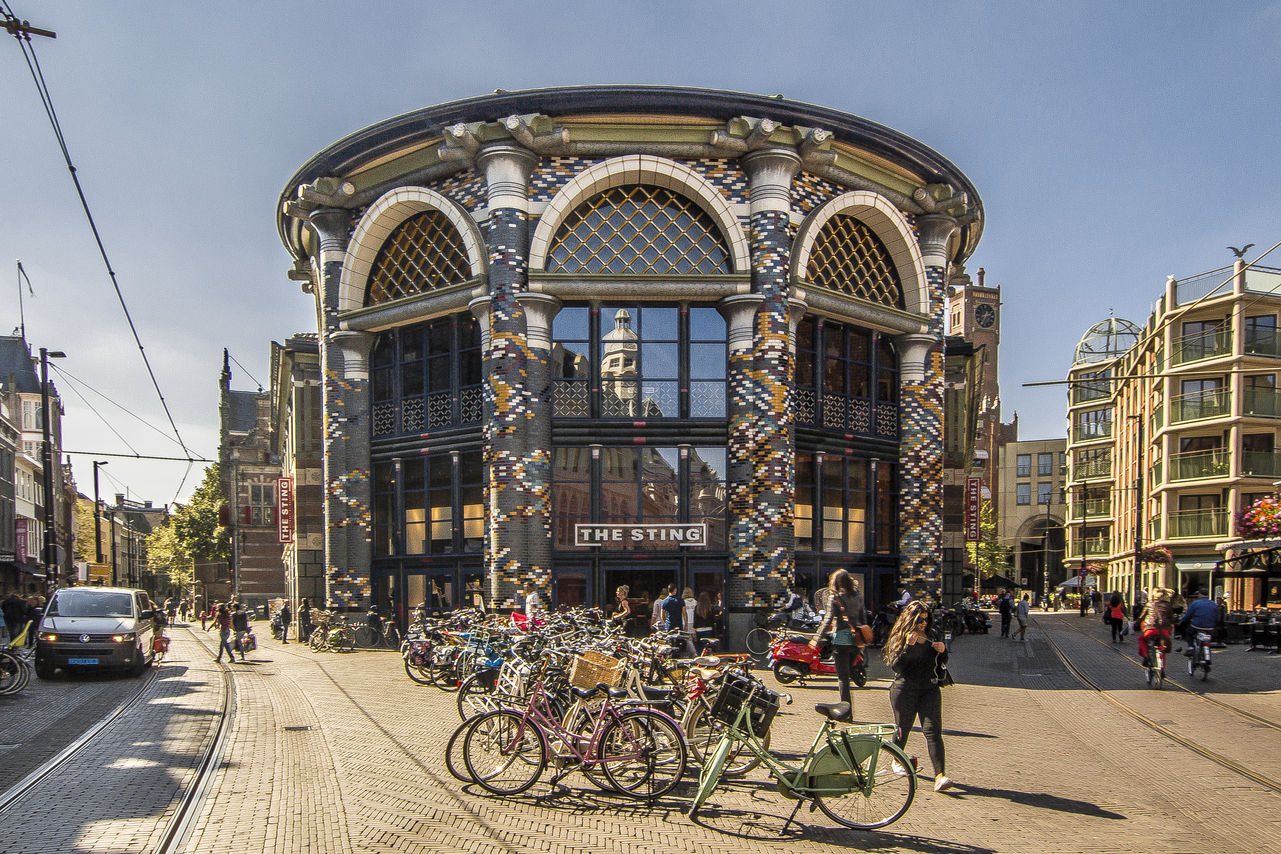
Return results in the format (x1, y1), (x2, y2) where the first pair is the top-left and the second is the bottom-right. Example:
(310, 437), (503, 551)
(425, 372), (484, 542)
(112, 633), (136, 643)
(39, 632), (57, 642)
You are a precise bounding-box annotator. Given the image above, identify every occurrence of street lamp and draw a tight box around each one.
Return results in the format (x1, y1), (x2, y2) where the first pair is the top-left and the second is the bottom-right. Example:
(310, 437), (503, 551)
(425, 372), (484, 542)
(39, 347), (65, 588)
(93, 460), (108, 564)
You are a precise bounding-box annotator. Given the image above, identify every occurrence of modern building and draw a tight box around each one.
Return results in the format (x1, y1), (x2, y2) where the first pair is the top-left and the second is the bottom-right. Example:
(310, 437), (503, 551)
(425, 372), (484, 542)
(218, 350), (286, 611)
(998, 438), (1067, 600)
(275, 87), (984, 641)
(270, 334), (324, 607)
(1064, 259), (1281, 604)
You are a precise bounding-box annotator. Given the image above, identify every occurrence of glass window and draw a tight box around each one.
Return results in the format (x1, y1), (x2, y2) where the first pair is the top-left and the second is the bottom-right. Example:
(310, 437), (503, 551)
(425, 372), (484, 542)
(369, 312), (483, 437)
(249, 484), (275, 527)
(1037, 453), (1053, 476)
(1016, 454), (1031, 477)
(805, 214), (904, 309)
(875, 462), (896, 554)
(1246, 314), (1278, 355)
(1037, 482), (1052, 505)
(796, 317), (895, 437)
(1016, 483), (1031, 505)
(366, 210), (471, 306)
(688, 446), (727, 551)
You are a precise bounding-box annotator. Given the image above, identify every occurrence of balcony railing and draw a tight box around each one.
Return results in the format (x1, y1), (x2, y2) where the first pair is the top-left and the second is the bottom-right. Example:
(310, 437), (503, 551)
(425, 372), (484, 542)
(1244, 331), (1281, 358)
(1150, 404), (1164, 434)
(1071, 498), (1112, 520)
(1243, 388), (1281, 418)
(1171, 327), (1232, 365)
(1170, 388), (1231, 423)
(1168, 448), (1229, 482)
(1070, 536), (1110, 558)
(1148, 517), (1162, 541)
(1073, 420), (1113, 442)
(1242, 449), (1281, 478)
(1072, 383), (1111, 404)
(1073, 457), (1112, 480)
(1149, 460), (1163, 489)
(1166, 507), (1227, 539)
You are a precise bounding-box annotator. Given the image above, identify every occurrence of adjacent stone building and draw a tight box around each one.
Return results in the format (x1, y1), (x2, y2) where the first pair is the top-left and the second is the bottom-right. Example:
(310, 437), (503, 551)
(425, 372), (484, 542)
(270, 334), (325, 607)
(276, 87), (983, 642)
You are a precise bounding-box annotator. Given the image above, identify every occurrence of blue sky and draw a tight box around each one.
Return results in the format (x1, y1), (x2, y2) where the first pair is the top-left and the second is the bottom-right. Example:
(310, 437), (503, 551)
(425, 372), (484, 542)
(1, 1), (1278, 504)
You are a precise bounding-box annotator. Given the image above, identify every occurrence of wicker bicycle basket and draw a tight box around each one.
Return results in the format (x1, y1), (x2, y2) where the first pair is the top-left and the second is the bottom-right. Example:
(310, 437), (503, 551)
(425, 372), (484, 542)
(569, 650), (624, 689)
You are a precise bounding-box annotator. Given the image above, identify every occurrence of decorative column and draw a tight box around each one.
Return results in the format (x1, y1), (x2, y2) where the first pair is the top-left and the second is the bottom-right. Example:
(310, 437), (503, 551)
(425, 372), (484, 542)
(727, 147), (800, 645)
(897, 213), (957, 597)
(476, 144), (549, 609)
(307, 206), (374, 611)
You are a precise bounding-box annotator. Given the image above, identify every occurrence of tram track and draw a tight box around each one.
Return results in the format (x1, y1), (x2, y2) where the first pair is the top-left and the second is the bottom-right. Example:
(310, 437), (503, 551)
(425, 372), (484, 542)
(1036, 618), (1281, 794)
(0, 626), (235, 854)
(1044, 615), (1281, 733)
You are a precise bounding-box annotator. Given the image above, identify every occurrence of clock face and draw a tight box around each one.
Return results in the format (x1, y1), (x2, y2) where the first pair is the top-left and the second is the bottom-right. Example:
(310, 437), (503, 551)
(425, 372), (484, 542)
(975, 303), (996, 328)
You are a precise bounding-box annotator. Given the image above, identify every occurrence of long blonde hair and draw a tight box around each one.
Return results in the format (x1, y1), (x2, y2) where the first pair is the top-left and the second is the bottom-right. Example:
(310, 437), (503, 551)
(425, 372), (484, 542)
(883, 600), (932, 666)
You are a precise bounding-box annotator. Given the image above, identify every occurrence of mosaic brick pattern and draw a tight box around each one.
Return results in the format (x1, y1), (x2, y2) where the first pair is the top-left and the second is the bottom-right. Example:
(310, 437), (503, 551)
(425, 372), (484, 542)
(897, 263), (946, 595)
(727, 209), (795, 609)
(688, 158), (750, 205)
(436, 168), (488, 213)
(530, 157), (602, 202)
(483, 206), (552, 609)
(791, 170), (841, 216)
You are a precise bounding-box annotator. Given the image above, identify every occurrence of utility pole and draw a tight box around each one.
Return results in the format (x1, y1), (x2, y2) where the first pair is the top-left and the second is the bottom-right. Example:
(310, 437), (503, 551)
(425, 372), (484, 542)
(1131, 417), (1145, 612)
(39, 347), (64, 588)
(1, 16), (56, 40)
(93, 461), (107, 563)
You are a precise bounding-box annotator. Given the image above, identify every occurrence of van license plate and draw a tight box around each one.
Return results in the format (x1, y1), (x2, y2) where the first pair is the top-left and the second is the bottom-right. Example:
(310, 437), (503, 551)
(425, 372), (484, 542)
(67, 658), (98, 665)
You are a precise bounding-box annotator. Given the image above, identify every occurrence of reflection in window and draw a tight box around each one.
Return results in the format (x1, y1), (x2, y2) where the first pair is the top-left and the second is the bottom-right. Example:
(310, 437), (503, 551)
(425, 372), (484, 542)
(795, 452), (815, 549)
(371, 313), (482, 437)
(796, 316), (896, 437)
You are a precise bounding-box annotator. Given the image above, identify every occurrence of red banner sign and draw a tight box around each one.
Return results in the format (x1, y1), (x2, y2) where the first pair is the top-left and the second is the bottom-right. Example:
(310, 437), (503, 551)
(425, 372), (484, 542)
(964, 478), (982, 542)
(277, 477), (295, 544)
(15, 518), (27, 561)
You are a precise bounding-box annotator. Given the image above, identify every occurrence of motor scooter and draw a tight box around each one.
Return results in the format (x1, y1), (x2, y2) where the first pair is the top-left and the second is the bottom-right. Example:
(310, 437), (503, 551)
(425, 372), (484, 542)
(767, 630), (867, 688)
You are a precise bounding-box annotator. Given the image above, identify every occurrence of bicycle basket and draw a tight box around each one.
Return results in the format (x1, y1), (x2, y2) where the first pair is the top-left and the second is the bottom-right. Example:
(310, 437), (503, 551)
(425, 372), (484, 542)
(709, 671), (781, 738)
(569, 650), (624, 689)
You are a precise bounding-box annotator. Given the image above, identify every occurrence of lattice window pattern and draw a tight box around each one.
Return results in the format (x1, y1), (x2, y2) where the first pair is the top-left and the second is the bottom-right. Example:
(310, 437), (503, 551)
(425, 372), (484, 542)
(547, 185), (731, 275)
(805, 215), (903, 309)
(366, 211), (471, 306)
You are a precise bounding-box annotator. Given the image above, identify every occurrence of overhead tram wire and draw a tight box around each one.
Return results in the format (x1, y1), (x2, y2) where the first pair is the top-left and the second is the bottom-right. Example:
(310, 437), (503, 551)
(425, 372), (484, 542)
(2, 3), (195, 467)
(54, 368), (143, 457)
(49, 363), (190, 452)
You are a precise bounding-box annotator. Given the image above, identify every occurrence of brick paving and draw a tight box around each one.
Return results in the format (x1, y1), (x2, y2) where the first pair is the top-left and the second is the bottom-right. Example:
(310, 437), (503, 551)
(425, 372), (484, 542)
(0, 625), (226, 852)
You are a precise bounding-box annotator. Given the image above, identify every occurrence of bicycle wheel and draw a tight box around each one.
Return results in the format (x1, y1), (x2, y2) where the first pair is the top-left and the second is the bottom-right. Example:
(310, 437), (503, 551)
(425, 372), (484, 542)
(745, 628), (772, 656)
(309, 628), (325, 651)
(457, 670), (501, 721)
(684, 701), (765, 776)
(599, 710), (687, 799)
(404, 657), (434, 685)
(383, 624), (401, 649)
(353, 626), (376, 648)
(462, 710), (546, 796)
(564, 703), (615, 791)
(0, 653), (23, 695)
(814, 741), (916, 830)
(688, 733), (734, 818)
(445, 716), (483, 782)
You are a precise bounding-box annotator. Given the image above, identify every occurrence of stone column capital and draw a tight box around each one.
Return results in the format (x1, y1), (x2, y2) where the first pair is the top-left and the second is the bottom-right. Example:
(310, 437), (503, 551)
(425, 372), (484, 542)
(330, 329), (376, 380)
(742, 148), (802, 215)
(915, 214), (959, 268)
(307, 207), (353, 256)
(718, 293), (764, 354)
(468, 295), (493, 350)
(897, 332), (937, 384)
(787, 297), (808, 354)
(514, 292), (562, 351)
(477, 143), (538, 212)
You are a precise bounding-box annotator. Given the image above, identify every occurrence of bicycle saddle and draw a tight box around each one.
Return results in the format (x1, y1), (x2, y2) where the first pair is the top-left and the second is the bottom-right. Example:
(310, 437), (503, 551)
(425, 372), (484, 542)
(814, 701), (852, 722)
(598, 683), (630, 700)
(689, 666), (721, 682)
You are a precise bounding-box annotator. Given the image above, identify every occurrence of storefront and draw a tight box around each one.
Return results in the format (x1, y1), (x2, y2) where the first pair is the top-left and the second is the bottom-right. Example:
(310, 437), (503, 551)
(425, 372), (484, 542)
(277, 87), (983, 643)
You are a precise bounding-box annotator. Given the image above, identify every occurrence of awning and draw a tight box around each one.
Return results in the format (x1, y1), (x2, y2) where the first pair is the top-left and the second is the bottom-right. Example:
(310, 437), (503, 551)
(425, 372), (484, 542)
(1057, 576), (1098, 590)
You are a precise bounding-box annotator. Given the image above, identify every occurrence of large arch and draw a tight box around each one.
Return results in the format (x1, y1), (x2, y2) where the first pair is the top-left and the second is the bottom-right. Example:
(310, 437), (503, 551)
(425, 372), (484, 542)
(339, 187), (488, 313)
(792, 190), (928, 317)
(528, 155), (750, 273)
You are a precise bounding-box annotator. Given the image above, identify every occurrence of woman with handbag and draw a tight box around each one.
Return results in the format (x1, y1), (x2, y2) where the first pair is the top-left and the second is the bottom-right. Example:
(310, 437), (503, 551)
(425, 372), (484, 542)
(884, 600), (952, 792)
(809, 569), (867, 704)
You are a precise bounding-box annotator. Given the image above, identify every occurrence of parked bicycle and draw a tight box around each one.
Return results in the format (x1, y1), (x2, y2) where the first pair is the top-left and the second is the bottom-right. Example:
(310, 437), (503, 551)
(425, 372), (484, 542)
(688, 671), (916, 830)
(0, 621), (34, 696)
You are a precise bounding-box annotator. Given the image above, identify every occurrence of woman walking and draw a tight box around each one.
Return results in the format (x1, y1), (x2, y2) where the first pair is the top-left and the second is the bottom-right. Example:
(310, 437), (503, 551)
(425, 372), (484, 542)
(809, 569), (867, 704)
(1106, 593), (1127, 643)
(884, 600), (952, 792)
(211, 603), (237, 663)
(611, 585), (632, 627)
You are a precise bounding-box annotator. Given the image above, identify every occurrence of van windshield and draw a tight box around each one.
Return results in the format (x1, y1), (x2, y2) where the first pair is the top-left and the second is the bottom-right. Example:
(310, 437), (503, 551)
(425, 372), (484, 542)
(47, 591), (134, 619)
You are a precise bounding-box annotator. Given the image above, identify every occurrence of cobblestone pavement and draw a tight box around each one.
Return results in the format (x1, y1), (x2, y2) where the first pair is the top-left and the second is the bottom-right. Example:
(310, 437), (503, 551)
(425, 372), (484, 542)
(179, 615), (1280, 854)
(0, 626), (225, 852)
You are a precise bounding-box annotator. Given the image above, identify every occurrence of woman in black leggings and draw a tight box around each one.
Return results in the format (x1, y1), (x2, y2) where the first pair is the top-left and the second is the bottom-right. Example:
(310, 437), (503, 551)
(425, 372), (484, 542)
(883, 600), (952, 793)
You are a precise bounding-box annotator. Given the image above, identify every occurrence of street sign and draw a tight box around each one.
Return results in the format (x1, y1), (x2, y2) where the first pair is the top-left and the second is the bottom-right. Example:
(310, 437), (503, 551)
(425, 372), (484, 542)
(964, 478), (982, 541)
(277, 476), (295, 544)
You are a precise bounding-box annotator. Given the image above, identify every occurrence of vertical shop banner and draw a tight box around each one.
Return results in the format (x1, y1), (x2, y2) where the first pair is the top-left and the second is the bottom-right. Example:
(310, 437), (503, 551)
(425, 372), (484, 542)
(15, 518), (27, 561)
(277, 476), (295, 544)
(964, 477), (981, 542)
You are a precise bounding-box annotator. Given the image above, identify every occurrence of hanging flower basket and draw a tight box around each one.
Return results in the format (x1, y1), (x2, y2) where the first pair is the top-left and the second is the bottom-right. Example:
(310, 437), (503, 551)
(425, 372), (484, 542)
(1082, 563), (1105, 575)
(1138, 545), (1173, 564)
(1236, 495), (1281, 539)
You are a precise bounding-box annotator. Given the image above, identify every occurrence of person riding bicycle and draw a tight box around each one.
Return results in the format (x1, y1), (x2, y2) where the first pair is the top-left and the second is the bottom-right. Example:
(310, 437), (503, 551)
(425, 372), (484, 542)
(777, 583), (816, 629)
(1135, 587), (1174, 664)
(1177, 587), (1218, 654)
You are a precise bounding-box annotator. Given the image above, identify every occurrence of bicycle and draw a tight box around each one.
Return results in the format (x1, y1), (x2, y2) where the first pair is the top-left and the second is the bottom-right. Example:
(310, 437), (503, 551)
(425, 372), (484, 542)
(0, 621), (34, 696)
(745, 610), (788, 657)
(1187, 627), (1212, 681)
(688, 672), (916, 831)
(1141, 631), (1169, 689)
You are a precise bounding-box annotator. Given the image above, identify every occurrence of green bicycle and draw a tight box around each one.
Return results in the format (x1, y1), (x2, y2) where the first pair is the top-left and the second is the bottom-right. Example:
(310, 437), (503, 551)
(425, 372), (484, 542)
(688, 672), (916, 831)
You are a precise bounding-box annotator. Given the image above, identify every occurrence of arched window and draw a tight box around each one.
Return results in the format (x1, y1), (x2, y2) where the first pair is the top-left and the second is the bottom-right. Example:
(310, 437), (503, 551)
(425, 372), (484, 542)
(547, 185), (731, 275)
(365, 211), (472, 306)
(804, 214), (904, 309)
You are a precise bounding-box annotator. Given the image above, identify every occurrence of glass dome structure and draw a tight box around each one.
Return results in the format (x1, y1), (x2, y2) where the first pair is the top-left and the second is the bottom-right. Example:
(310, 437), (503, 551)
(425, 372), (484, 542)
(1073, 317), (1141, 365)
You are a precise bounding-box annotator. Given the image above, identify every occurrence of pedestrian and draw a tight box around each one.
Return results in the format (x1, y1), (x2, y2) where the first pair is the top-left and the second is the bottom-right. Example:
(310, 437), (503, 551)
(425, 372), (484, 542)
(1091, 589), (1102, 615)
(1, 591), (26, 642)
(178, 598), (190, 622)
(298, 598), (313, 644)
(651, 589), (666, 629)
(522, 581), (543, 621)
(1106, 593), (1127, 643)
(997, 590), (1013, 638)
(610, 585), (632, 627)
(1015, 593), (1030, 641)
(692, 592), (718, 652)
(23, 596), (42, 646)
(279, 600), (292, 644)
(212, 603), (236, 662)
(682, 586), (698, 655)
(809, 569), (868, 705)
(660, 584), (684, 640)
(200, 602), (216, 632)
(883, 600), (952, 793)
(232, 603), (251, 661)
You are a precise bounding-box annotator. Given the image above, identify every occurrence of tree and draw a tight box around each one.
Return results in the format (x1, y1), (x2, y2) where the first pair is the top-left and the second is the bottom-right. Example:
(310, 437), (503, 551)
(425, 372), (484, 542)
(145, 464), (229, 593)
(73, 497), (98, 563)
(966, 499), (1013, 579)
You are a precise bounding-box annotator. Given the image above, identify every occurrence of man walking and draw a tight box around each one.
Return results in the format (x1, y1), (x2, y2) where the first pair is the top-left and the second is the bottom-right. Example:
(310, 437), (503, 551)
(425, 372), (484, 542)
(997, 590), (1013, 638)
(279, 600), (292, 644)
(231, 603), (251, 662)
(1015, 593), (1031, 641)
